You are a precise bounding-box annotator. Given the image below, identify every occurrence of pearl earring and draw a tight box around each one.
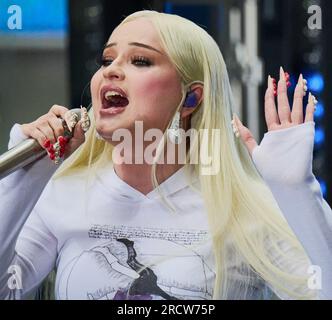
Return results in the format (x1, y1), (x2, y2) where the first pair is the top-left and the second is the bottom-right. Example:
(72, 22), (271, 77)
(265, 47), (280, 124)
(167, 89), (198, 144)
(168, 111), (182, 144)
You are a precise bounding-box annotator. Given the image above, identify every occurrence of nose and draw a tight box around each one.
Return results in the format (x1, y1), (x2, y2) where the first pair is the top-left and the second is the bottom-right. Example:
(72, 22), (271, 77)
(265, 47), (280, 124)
(102, 61), (125, 81)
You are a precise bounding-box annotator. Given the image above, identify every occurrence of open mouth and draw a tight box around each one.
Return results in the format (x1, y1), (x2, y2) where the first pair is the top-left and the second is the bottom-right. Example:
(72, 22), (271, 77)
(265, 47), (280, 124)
(102, 90), (129, 109)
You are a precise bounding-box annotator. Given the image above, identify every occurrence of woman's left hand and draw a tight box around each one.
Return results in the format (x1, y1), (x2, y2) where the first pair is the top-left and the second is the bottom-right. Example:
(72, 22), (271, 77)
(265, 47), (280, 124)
(234, 67), (316, 155)
(234, 67), (318, 185)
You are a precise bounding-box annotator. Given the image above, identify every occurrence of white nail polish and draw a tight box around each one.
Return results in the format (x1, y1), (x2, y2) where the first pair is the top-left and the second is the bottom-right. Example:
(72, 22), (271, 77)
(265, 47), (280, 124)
(280, 66), (286, 81)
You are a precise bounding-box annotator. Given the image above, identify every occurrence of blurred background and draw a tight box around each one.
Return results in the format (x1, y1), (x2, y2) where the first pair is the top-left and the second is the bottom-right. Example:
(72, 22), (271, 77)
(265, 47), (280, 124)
(0, 0), (330, 203)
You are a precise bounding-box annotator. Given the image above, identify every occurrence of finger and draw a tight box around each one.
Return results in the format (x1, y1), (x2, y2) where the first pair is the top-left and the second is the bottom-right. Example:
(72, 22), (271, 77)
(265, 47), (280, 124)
(49, 104), (69, 119)
(305, 92), (317, 123)
(291, 74), (306, 124)
(277, 67), (291, 124)
(233, 114), (258, 156)
(30, 127), (49, 148)
(49, 104), (74, 132)
(64, 110), (79, 133)
(48, 115), (66, 138)
(36, 119), (57, 143)
(62, 120), (86, 159)
(265, 75), (280, 130)
(71, 119), (86, 142)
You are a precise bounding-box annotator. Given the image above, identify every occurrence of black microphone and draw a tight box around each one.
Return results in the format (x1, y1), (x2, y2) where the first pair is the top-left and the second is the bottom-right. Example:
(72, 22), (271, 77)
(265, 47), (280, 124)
(0, 108), (90, 180)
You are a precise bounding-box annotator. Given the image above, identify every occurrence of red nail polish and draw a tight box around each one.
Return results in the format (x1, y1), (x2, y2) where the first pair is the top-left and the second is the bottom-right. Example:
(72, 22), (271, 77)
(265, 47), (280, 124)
(43, 139), (51, 149)
(59, 140), (66, 148)
(47, 145), (55, 154)
(287, 81), (291, 88)
(49, 153), (55, 161)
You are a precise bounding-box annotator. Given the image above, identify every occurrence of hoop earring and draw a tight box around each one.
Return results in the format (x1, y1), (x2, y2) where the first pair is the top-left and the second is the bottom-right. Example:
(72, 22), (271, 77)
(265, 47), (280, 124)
(167, 111), (183, 144)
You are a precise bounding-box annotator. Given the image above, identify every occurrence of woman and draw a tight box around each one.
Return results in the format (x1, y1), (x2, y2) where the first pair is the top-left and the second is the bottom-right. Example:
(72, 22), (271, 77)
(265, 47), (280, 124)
(0, 10), (331, 300)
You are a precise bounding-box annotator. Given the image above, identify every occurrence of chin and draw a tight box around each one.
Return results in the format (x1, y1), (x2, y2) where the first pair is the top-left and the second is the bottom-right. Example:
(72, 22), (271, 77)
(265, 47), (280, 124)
(95, 121), (131, 141)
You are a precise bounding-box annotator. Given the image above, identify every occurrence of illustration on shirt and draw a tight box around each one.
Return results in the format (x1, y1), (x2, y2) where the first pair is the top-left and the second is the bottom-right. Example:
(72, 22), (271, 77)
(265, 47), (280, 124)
(56, 225), (215, 300)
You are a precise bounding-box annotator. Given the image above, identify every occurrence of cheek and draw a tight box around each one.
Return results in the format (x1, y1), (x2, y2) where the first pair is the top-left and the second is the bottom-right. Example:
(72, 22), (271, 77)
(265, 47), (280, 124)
(90, 71), (103, 123)
(90, 71), (102, 102)
(135, 72), (182, 108)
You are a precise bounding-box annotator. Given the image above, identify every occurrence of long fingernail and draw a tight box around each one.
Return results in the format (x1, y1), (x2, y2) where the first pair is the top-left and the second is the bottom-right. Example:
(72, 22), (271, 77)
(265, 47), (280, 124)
(269, 75), (277, 96)
(309, 92), (318, 105)
(47, 145), (55, 155)
(233, 113), (242, 126)
(312, 94), (318, 105)
(297, 74), (306, 96)
(297, 73), (303, 85)
(309, 92), (318, 112)
(280, 66), (291, 89)
(43, 139), (51, 149)
(231, 115), (240, 138)
(280, 66), (286, 81)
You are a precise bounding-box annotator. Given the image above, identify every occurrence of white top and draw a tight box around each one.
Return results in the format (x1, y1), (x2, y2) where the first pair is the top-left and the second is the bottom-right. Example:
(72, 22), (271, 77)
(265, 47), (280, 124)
(0, 122), (331, 300)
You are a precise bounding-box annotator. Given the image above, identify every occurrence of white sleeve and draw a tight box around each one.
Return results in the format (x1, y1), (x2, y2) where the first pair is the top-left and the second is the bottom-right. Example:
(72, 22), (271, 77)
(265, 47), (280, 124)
(252, 122), (332, 299)
(0, 124), (59, 299)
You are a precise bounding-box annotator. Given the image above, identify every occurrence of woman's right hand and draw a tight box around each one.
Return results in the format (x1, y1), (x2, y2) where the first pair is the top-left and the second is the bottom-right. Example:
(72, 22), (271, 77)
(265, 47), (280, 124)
(20, 104), (86, 160)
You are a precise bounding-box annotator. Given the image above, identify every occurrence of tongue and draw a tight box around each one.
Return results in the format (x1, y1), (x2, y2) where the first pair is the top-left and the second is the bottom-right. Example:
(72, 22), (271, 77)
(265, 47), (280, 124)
(108, 96), (129, 107)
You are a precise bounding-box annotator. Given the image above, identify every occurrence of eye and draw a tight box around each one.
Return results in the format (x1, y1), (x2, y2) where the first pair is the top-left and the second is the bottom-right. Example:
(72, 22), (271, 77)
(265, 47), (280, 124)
(101, 58), (113, 67)
(95, 54), (152, 68)
(95, 53), (113, 67)
(131, 56), (152, 67)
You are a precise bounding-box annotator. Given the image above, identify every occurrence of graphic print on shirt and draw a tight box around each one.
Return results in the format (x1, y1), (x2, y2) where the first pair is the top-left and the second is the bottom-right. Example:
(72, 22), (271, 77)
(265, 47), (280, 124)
(56, 225), (215, 300)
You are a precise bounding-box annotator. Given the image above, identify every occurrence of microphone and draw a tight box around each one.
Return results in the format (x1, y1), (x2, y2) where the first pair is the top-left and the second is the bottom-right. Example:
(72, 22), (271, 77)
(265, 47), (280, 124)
(0, 108), (90, 180)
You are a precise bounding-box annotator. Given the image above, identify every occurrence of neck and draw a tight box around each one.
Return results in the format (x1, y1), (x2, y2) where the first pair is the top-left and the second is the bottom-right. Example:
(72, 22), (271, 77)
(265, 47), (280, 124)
(113, 163), (183, 195)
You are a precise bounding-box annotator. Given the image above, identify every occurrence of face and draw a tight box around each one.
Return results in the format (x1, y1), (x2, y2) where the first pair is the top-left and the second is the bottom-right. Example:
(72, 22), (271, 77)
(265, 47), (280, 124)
(91, 18), (183, 144)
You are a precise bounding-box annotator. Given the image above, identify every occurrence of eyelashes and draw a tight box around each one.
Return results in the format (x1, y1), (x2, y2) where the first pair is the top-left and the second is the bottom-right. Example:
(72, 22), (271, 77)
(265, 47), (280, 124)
(131, 56), (152, 66)
(95, 54), (152, 68)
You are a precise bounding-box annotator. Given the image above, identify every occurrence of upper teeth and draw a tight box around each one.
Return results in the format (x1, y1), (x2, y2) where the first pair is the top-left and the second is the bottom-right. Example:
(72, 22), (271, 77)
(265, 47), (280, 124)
(105, 91), (124, 100)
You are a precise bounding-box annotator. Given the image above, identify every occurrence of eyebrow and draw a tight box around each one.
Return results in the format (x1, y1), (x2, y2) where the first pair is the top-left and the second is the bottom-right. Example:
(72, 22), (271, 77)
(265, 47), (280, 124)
(103, 42), (163, 55)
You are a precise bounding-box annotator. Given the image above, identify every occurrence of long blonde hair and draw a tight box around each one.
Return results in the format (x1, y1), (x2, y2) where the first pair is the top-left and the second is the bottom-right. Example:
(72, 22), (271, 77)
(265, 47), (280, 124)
(54, 11), (315, 299)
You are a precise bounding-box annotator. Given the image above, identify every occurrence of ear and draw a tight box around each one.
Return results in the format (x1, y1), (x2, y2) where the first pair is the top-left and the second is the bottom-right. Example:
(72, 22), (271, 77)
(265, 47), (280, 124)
(181, 83), (204, 118)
